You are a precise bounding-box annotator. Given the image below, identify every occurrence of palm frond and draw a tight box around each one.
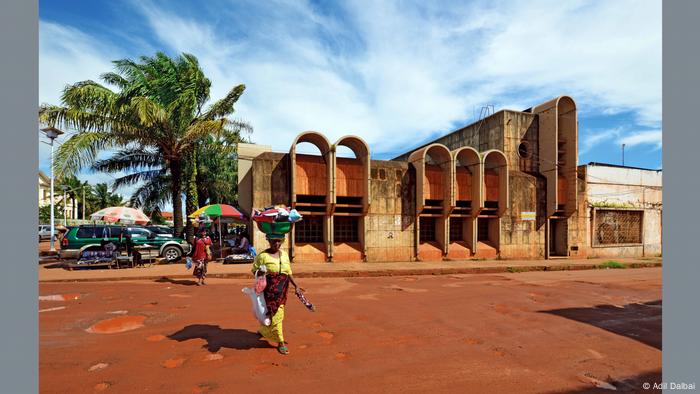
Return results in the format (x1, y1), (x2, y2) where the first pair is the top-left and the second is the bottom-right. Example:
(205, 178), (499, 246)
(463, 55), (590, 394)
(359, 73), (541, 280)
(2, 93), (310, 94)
(91, 148), (162, 173)
(112, 168), (167, 190)
(202, 84), (246, 120)
(54, 131), (117, 178)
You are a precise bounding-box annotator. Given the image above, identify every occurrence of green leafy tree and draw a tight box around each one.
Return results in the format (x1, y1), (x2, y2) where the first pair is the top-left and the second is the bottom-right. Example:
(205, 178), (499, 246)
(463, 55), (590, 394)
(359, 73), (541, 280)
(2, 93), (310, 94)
(39, 52), (251, 235)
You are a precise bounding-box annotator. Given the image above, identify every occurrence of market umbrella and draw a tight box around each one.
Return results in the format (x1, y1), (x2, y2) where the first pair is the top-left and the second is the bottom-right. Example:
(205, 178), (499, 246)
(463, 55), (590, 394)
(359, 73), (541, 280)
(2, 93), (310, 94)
(188, 204), (246, 221)
(90, 206), (150, 225)
(188, 204), (247, 258)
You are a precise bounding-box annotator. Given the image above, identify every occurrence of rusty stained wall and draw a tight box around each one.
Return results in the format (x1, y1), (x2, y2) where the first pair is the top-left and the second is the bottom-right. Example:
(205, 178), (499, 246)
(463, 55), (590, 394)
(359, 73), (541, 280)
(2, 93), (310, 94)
(580, 165), (662, 258)
(250, 152), (291, 253)
(502, 111), (539, 173)
(365, 160), (416, 262)
(499, 172), (546, 258)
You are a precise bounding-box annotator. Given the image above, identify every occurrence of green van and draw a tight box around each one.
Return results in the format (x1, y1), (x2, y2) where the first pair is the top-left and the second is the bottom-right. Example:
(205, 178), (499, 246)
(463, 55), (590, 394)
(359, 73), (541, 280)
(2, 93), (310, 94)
(60, 225), (191, 262)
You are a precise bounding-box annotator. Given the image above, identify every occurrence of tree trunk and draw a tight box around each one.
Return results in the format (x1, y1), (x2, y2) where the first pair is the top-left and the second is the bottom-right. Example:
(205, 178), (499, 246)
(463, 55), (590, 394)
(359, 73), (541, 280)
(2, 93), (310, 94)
(184, 150), (199, 243)
(171, 159), (184, 236)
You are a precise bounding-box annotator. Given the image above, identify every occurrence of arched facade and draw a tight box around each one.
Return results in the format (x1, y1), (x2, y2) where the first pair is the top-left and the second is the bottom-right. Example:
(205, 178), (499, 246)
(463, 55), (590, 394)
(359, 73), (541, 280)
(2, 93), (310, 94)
(477, 149), (509, 256)
(447, 147), (482, 259)
(331, 136), (371, 262)
(408, 144), (453, 261)
(290, 131), (332, 263)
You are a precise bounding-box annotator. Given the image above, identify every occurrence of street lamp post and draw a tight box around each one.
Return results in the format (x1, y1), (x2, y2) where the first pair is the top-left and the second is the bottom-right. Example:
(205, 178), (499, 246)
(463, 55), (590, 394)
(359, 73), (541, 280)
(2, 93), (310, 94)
(41, 127), (64, 252)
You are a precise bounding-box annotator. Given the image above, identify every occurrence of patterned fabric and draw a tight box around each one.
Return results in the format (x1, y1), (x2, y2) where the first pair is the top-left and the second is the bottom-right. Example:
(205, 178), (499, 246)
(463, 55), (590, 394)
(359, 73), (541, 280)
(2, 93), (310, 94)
(192, 260), (208, 279)
(264, 272), (290, 318)
(295, 288), (315, 311)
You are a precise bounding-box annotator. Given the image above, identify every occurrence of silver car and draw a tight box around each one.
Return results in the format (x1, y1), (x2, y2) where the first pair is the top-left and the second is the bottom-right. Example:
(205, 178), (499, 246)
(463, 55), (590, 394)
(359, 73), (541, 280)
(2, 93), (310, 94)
(39, 225), (53, 241)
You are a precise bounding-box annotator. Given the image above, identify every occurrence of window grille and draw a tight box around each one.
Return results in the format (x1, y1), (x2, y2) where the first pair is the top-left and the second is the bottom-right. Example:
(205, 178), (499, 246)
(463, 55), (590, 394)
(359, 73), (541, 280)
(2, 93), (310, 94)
(295, 216), (323, 243)
(420, 217), (436, 242)
(594, 209), (643, 245)
(334, 216), (359, 242)
(449, 217), (463, 242)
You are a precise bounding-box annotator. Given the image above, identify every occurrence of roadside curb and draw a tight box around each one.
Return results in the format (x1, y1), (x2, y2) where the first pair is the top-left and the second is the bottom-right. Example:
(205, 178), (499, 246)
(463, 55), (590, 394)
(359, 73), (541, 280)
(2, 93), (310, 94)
(39, 261), (662, 283)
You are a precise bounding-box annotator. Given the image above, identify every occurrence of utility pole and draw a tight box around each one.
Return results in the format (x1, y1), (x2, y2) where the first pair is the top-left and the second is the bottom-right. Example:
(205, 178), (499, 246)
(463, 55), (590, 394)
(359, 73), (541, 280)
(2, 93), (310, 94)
(622, 144), (626, 166)
(82, 186), (86, 221)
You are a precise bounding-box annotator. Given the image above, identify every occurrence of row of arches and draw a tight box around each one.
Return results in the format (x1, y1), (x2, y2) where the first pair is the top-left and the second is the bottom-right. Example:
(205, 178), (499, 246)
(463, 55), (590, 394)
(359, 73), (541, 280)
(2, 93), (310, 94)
(408, 143), (509, 260)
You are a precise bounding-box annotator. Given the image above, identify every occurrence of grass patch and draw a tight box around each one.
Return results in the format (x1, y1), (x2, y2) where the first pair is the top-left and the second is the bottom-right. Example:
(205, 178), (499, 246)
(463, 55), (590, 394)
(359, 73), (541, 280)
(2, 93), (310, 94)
(506, 266), (524, 273)
(598, 261), (626, 269)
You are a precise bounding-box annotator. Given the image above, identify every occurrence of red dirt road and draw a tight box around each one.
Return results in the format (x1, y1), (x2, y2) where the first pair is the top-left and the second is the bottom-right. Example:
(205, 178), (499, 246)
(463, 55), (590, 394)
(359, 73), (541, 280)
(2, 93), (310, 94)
(39, 268), (662, 393)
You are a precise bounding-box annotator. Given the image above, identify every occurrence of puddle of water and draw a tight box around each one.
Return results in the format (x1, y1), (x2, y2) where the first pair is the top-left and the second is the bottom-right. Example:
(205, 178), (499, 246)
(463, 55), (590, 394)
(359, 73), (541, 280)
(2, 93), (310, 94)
(86, 315), (146, 334)
(107, 310), (128, 315)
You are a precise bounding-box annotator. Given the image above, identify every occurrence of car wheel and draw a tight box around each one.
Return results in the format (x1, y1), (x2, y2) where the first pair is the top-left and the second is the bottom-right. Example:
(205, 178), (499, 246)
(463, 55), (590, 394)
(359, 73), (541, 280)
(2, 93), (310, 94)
(162, 246), (182, 262)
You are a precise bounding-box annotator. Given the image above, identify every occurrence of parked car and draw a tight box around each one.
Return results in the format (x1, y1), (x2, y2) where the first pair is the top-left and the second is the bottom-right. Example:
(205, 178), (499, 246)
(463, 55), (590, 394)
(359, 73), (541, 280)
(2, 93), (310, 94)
(59, 225), (191, 262)
(146, 225), (175, 237)
(38, 225), (53, 241)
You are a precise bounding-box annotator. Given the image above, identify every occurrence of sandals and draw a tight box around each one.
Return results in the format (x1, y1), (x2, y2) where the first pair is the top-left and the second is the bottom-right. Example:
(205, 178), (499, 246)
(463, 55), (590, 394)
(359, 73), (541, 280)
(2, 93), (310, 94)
(277, 343), (289, 355)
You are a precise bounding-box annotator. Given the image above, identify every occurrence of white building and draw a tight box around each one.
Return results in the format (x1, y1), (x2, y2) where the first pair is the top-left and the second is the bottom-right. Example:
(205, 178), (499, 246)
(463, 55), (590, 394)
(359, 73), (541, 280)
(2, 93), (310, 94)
(579, 163), (662, 258)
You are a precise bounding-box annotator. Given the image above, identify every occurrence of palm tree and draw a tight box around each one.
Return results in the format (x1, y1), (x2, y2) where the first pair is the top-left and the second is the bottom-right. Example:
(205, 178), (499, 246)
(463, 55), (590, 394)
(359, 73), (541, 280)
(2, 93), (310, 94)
(196, 135), (242, 206)
(92, 183), (125, 209)
(39, 52), (251, 235)
(57, 174), (85, 220)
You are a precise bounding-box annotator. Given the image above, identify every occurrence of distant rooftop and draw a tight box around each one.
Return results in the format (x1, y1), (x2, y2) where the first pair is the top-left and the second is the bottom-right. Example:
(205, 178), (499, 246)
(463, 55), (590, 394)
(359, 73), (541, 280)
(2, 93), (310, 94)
(586, 162), (662, 172)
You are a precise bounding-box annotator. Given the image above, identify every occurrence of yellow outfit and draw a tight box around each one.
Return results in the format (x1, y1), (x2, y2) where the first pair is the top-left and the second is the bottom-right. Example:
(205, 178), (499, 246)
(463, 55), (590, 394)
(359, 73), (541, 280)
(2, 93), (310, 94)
(252, 250), (292, 343)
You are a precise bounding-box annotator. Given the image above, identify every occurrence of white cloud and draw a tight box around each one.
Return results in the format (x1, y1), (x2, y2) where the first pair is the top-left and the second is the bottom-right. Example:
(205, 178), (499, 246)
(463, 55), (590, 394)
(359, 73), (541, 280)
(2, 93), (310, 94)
(130, 0), (660, 157)
(580, 127), (622, 155)
(619, 129), (662, 149)
(40, 0), (662, 209)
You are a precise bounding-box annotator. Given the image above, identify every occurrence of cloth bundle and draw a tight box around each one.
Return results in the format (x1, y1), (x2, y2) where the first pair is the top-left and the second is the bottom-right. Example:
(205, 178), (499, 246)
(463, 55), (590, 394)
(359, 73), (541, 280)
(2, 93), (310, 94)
(252, 205), (302, 235)
(252, 206), (302, 224)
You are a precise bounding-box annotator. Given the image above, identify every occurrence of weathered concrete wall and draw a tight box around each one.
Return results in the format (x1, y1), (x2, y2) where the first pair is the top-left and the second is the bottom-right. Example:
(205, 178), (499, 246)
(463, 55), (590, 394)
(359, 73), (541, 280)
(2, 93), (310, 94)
(394, 111), (506, 161)
(502, 111), (539, 173)
(250, 152), (291, 255)
(582, 164), (662, 258)
(499, 172), (546, 258)
(365, 160), (416, 262)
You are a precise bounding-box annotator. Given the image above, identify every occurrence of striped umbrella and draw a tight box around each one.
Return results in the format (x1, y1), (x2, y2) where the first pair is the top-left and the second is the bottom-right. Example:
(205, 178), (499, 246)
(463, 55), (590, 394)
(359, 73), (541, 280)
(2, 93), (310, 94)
(188, 204), (246, 221)
(90, 206), (150, 225)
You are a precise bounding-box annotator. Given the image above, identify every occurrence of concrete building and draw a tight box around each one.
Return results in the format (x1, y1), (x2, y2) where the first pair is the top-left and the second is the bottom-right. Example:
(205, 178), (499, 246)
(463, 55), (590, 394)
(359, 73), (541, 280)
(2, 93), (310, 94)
(39, 171), (76, 220)
(239, 96), (662, 262)
(577, 162), (662, 258)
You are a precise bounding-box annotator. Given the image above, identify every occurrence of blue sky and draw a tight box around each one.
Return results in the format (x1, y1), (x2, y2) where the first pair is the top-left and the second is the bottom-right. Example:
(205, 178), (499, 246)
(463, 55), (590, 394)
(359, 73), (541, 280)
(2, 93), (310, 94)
(39, 0), (662, 208)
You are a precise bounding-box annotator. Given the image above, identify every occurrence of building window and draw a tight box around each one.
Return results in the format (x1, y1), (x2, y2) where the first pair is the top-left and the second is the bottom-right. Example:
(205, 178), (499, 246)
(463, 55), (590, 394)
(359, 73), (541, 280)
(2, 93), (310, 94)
(594, 209), (643, 245)
(420, 217), (436, 242)
(334, 216), (359, 242)
(449, 217), (463, 242)
(295, 216), (323, 243)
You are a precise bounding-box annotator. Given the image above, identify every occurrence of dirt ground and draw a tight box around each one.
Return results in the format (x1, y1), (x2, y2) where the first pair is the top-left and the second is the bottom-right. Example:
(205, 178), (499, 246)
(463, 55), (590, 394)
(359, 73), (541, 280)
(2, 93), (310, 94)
(39, 268), (662, 393)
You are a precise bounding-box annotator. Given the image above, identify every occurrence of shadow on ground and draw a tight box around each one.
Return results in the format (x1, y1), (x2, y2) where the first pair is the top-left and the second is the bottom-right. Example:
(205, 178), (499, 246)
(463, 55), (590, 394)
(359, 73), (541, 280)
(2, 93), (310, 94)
(545, 370), (662, 393)
(168, 324), (272, 352)
(541, 300), (661, 350)
(155, 277), (199, 286)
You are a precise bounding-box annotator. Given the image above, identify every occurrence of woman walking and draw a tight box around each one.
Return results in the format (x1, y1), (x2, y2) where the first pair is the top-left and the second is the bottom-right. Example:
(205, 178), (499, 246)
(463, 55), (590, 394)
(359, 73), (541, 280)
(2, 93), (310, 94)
(192, 228), (212, 285)
(251, 233), (298, 355)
